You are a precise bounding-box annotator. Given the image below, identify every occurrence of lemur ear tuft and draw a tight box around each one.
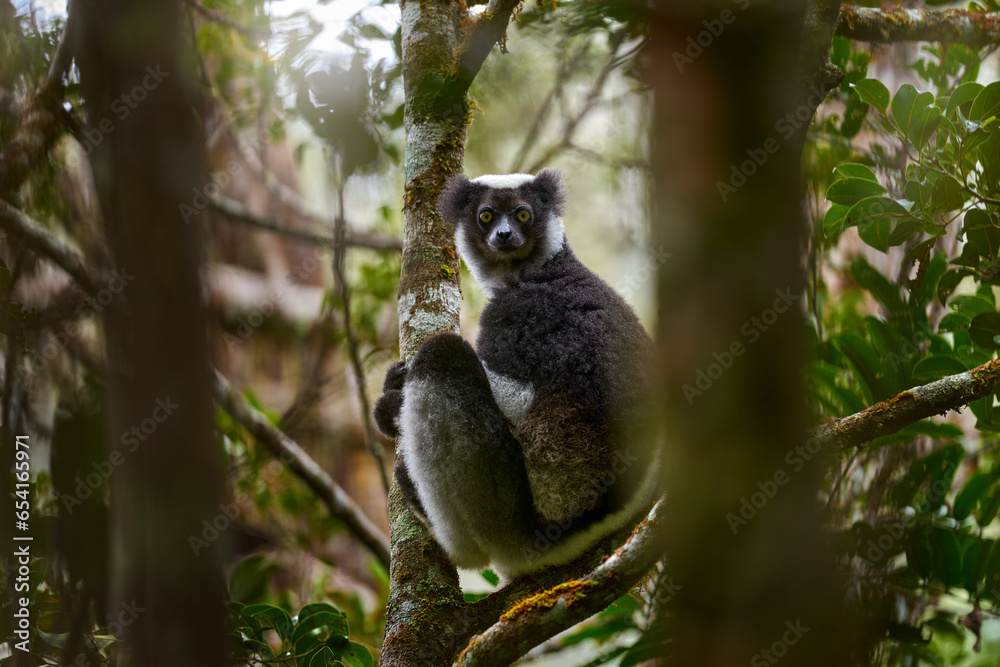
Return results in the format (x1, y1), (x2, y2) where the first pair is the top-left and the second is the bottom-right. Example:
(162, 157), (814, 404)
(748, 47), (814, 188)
(527, 169), (568, 216)
(439, 174), (478, 226)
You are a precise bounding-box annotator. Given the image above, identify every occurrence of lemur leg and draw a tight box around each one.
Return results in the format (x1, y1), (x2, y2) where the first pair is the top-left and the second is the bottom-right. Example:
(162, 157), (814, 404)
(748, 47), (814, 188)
(373, 361), (428, 517)
(398, 332), (537, 570)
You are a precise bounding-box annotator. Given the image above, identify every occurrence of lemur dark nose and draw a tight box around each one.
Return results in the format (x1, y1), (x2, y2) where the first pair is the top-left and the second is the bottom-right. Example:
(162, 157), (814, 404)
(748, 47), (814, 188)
(496, 229), (512, 242)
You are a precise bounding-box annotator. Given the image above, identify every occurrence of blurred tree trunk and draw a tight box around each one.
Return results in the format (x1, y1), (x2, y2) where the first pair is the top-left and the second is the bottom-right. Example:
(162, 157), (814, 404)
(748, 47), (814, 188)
(76, 1), (227, 664)
(649, 2), (857, 664)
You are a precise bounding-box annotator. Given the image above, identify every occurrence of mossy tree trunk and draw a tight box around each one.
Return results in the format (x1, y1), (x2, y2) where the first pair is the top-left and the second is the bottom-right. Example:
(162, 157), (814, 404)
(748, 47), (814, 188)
(381, 0), (521, 665)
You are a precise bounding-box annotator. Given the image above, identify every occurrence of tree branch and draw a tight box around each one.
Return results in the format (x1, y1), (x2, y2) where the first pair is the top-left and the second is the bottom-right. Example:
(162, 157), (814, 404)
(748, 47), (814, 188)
(454, 0), (525, 97)
(836, 6), (1000, 46)
(814, 359), (1000, 450)
(455, 499), (666, 667)
(211, 369), (391, 568)
(0, 199), (104, 296)
(208, 195), (402, 252)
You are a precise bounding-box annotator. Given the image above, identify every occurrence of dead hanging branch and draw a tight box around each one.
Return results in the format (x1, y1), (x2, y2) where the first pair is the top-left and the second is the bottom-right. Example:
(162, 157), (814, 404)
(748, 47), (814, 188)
(212, 369), (391, 568)
(0, 0), (78, 193)
(814, 359), (1000, 450)
(836, 6), (1000, 46)
(0, 199), (104, 296)
(456, 499), (667, 667)
(208, 195), (402, 252)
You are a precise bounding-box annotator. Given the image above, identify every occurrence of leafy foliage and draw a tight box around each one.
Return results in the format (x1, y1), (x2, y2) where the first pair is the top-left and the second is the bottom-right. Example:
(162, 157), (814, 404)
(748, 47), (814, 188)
(811, 31), (1000, 665)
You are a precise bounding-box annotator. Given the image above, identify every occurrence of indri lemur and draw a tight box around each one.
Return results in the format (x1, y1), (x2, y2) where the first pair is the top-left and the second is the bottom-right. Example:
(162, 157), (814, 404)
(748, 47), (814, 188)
(374, 170), (659, 578)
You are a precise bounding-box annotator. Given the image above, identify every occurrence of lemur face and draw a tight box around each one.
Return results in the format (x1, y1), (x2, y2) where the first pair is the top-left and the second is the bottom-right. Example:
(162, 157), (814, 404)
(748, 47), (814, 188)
(439, 171), (568, 292)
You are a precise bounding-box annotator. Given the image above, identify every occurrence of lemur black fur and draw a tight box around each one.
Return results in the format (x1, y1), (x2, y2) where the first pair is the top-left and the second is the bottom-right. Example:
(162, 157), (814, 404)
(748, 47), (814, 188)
(374, 170), (659, 578)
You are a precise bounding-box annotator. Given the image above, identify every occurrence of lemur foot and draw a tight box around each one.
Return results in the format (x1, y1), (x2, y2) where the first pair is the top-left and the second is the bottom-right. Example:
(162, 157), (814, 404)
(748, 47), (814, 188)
(373, 361), (408, 438)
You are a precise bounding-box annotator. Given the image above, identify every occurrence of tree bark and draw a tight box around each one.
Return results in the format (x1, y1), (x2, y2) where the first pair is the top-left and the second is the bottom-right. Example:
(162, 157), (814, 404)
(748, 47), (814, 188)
(837, 6), (1000, 45)
(75, 1), (227, 664)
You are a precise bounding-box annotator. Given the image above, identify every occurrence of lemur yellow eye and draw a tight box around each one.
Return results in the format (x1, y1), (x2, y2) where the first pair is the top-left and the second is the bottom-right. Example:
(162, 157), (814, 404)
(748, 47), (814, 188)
(517, 210), (531, 223)
(479, 211), (493, 224)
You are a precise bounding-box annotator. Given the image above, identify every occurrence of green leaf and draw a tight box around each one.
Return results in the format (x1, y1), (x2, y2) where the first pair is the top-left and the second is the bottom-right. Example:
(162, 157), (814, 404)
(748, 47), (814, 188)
(981, 488), (1000, 526)
(823, 204), (850, 236)
(947, 81), (984, 115)
(834, 162), (879, 182)
(906, 533), (934, 578)
(937, 269), (972, 305)
(955, 472), (998, 521)
(891, 84), (935, 136)
(965, 209), (1000, 261)
(969, 312), (1000, 349)
(912, 355), (968, 382)
(949, 294), (996, 318)
(938, 312), (972, 332)
(827, 178), (887, 207)
(966, 539), (994, 592)
(930, 173), (965, 211)
(852, 79), (890, 114)
(242, 604), (293, 641)
(843, 196), (909, 227)
(850, 257), (905, 318)
(970, 81), (1000, 122)
(835, 332), (889, 402)
(931, 527), (964, 587)
(908, 106), (942, 150)
(305, 646), (339, 667)
(343, 641), (375, 667)
(904, 179), (932, 210)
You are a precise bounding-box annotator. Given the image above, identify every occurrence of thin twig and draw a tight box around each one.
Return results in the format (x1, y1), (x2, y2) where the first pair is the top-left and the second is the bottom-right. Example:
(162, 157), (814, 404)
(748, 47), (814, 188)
(331, 176), (391, 495)
(212, 369), (391, 568)
(208, 194), (402, 252)
(508, 38), (592, 173)
(525, 29), (630, 174)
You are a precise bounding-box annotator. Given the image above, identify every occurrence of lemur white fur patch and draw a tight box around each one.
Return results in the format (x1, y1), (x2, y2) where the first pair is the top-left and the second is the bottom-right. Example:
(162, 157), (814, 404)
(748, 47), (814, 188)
(484, 366), (535, 424)
(398, 378), (490, 567)
(456, 217), (565, 298)
(471, 173), (536, 189)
